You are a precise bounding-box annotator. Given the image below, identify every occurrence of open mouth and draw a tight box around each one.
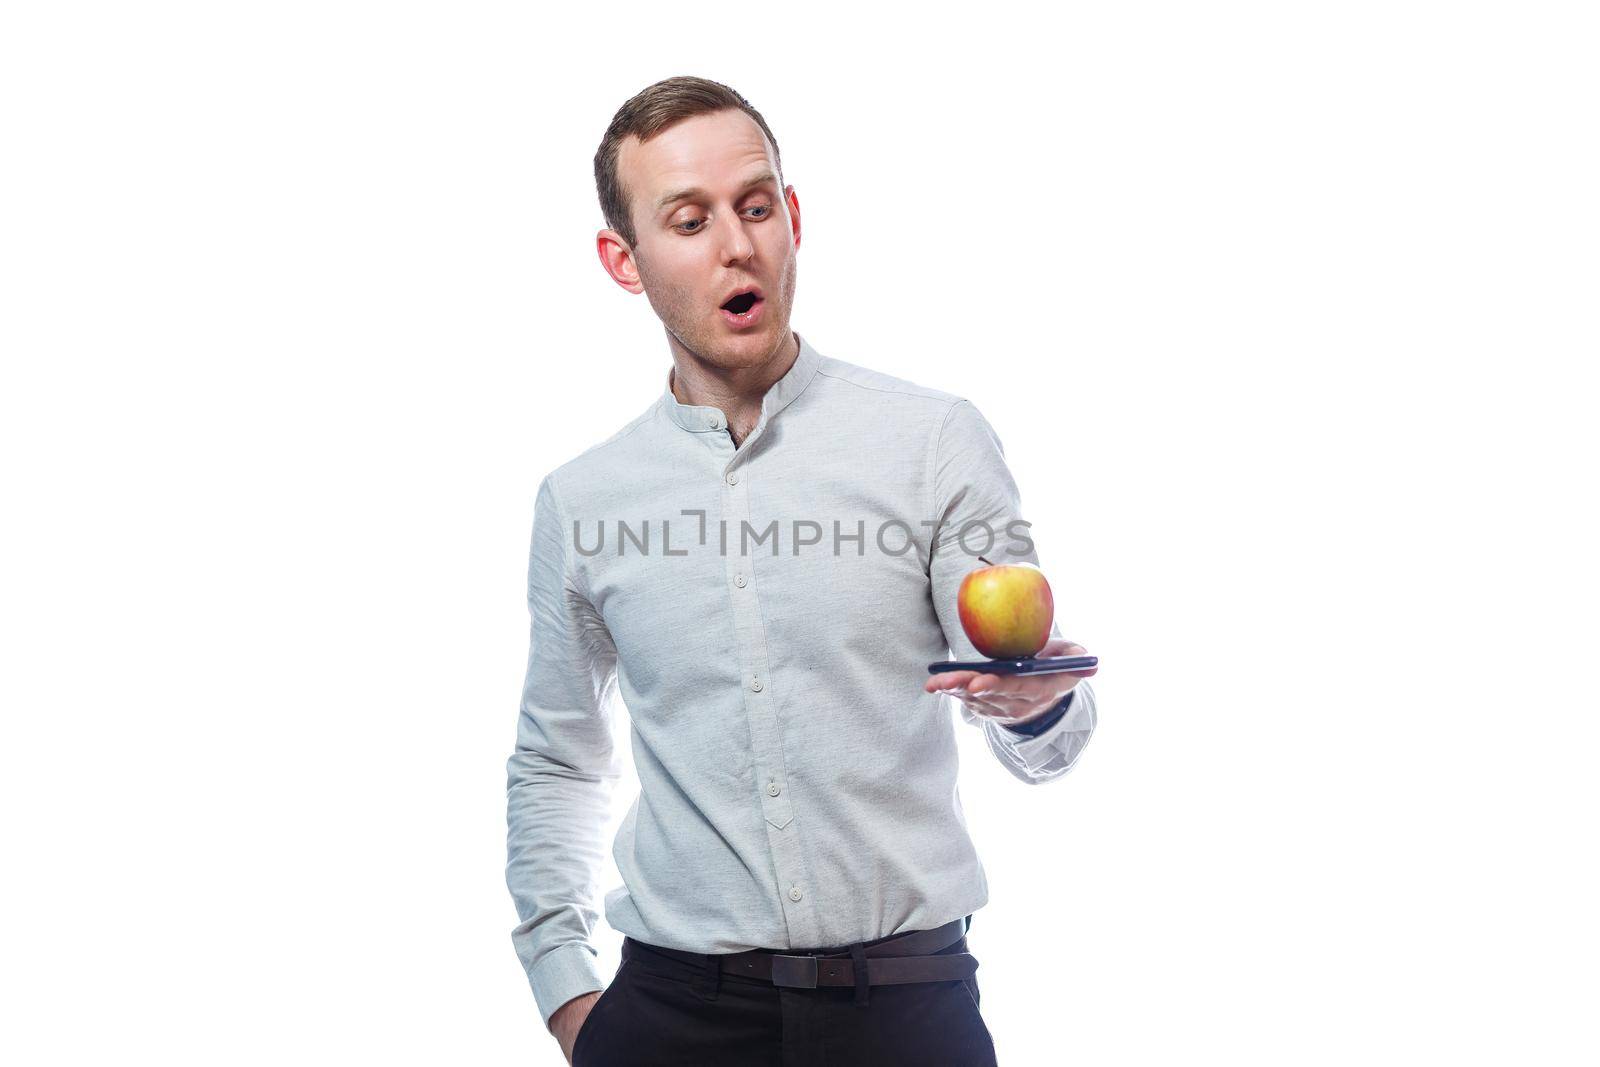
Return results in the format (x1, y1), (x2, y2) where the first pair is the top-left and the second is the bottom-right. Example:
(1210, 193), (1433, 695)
(721, 291), (760, 315)
(719, 289), (765, 328)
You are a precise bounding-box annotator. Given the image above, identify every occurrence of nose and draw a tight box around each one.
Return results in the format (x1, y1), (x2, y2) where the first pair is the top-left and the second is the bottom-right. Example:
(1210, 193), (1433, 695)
(715, 209), (755, 266)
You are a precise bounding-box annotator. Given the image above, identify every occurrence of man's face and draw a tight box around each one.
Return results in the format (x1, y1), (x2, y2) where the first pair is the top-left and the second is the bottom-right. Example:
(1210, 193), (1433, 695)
(603, 109), (801, 372)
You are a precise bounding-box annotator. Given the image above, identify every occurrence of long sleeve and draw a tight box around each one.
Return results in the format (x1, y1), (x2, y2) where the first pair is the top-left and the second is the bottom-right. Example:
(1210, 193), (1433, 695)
(928, 399), (1099, 785)
(504, 474), (624, 1029)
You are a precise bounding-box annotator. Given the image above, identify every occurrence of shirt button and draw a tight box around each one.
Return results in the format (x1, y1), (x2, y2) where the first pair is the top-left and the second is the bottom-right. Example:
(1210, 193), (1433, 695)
(766, 781), (781, 797)
(750, 678), (763, 692)
(708, 415), (722, 429)
(735, 574), (747, 588)
(726, 471), (739, 485)
(789, 886), (803, 902)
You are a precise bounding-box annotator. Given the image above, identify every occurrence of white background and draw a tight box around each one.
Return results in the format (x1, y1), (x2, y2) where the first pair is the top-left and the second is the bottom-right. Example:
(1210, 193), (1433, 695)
(3, 2), (1596, 1064)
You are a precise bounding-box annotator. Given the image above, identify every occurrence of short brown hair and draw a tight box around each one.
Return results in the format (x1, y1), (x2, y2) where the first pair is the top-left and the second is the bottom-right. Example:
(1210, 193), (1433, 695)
(594, 75), (784, 249)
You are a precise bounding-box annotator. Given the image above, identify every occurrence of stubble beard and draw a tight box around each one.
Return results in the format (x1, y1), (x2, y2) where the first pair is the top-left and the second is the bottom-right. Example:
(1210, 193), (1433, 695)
(641, 249), (799, 374)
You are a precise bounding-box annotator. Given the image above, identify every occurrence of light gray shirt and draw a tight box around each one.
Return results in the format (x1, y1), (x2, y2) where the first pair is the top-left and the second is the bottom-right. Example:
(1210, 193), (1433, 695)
(505, 330), (1099, 1026)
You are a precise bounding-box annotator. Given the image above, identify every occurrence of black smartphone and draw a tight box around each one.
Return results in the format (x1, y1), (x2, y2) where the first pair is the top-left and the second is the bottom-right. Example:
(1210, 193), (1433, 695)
(928, 655), (1098, 676)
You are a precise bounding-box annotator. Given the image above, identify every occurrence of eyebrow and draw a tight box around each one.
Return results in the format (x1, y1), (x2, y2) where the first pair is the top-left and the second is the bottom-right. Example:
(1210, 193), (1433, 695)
(654, 171), (779, 215)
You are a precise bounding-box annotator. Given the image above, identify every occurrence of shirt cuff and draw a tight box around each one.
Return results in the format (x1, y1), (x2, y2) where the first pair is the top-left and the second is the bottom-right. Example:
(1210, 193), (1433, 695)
(527, 940), (607, 1031)
(1001, 689), (1075, 737)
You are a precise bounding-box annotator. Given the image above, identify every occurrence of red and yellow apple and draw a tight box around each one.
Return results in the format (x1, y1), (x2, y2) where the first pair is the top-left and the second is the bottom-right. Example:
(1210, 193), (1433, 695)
(957, 559), (1054, 658)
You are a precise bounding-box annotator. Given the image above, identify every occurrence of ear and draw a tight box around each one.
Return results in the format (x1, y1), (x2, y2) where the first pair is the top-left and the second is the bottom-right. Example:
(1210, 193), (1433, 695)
(597, 229), (644, 294)
(784, 185), (802, 252)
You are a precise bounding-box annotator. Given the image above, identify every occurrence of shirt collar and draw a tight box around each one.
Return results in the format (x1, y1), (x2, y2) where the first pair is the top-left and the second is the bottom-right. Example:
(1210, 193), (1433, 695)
(661, 330), (822, 434)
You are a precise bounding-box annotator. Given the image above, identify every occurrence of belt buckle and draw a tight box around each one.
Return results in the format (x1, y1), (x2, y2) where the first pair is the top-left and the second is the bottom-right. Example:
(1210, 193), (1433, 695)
(770, 953), (819, 989)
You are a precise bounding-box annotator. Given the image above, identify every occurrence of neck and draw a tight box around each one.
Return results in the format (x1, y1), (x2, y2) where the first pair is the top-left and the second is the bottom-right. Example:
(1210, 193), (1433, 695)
(668, 330), (801, 444)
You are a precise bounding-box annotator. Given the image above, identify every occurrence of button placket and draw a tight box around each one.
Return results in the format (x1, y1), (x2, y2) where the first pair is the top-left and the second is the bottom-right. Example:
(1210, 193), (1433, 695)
(718, 457), (822, 947)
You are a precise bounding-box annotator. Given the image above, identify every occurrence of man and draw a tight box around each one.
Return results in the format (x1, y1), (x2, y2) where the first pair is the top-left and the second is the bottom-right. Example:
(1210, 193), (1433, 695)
(505, 75), (1100, 1065)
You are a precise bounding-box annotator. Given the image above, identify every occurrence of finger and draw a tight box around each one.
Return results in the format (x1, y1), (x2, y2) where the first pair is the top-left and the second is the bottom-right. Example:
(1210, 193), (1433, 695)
(955, 693), (1020, 722)
(935, 682), (1004, 714)
(968, 674), (1068, 701)
(962, 672), (1005, 695)
(1041, 639), (1096, 676)
(965, 679), (1051, 713)
(972, 686), (1066, 707)
(925, 670), (982, 693)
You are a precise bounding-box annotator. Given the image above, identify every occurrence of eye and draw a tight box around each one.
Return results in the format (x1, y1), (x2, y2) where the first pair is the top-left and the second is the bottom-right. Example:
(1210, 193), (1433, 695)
(673, 204), (774, 234)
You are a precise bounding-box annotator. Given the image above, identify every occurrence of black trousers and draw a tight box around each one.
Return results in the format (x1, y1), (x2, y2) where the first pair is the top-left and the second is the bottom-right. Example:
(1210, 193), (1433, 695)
(571, 919), (998, 1066)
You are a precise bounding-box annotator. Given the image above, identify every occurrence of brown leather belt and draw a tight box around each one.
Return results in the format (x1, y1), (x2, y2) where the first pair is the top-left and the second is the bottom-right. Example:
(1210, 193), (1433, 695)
(637, 916), (977, 989)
